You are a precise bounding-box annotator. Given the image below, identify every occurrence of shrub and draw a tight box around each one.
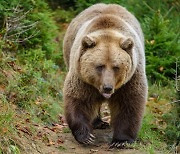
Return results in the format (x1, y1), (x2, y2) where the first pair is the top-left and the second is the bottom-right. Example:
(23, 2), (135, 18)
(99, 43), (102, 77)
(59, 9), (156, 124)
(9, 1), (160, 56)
(0, 0), (63, 123)
(143, 11), (180, 84)
(0, 0), (58, 58)
(47, 0), (76, 9)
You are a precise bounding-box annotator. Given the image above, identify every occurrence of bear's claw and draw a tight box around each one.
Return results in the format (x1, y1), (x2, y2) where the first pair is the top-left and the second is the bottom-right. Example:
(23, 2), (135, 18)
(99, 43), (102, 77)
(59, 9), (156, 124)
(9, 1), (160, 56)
(90, 133), (96, 139)
(109, 142), (126, 149)
(82, 133), (95, 145)
(109, 139), (133, 149)
(73, 126), (96, 145)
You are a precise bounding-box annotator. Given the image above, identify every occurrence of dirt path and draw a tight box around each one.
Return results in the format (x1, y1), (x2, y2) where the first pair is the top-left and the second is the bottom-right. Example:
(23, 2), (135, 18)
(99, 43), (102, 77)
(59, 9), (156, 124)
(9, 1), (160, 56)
(12, 104), (146, 154)
(15, 123), (145, 154)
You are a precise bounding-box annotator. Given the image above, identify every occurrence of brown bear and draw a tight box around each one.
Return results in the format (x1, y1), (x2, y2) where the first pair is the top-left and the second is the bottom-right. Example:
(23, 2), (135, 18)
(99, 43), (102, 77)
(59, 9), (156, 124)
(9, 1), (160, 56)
(63, 3), (148, 148)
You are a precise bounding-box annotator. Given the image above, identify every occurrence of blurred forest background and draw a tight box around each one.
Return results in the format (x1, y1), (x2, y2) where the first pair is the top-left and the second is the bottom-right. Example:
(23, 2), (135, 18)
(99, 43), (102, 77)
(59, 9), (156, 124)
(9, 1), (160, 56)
(0, 0), (179, 153)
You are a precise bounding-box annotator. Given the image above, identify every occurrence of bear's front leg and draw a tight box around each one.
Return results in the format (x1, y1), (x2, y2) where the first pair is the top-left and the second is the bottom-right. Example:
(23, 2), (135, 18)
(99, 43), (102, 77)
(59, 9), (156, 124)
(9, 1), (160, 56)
(109, 79), (147, 148)
(64, 96), (96, 145)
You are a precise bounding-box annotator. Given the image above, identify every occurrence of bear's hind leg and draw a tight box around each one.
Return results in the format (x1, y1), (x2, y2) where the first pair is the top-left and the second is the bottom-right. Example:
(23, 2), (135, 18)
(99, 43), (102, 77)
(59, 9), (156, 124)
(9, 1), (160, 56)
(92, 116), (110, 129)
(92, 106), (110, 129)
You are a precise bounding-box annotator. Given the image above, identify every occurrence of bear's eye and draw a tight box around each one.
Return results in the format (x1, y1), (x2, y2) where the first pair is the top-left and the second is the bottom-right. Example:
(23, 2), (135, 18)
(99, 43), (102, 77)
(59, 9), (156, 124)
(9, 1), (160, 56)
(96, 65), (105, 72)
(113, 66), (119, 72)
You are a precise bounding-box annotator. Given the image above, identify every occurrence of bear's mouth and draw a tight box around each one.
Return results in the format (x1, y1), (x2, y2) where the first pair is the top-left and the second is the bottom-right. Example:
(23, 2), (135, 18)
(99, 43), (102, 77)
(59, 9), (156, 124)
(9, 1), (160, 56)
(99, 85), (114, 99)
(102, 93), (112, 99)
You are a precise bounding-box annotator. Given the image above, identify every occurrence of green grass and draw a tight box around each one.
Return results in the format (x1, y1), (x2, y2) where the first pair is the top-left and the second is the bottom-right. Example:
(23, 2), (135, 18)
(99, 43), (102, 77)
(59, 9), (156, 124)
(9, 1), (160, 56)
(0, 138), (21, 154)
(58, 145), (67, 151)
(148, 81), (176, 101)
(63, 127), (71, 133)
(0, 49), (64, 152)
(134, 82), (178, 153)
(136, 110), (167, 153)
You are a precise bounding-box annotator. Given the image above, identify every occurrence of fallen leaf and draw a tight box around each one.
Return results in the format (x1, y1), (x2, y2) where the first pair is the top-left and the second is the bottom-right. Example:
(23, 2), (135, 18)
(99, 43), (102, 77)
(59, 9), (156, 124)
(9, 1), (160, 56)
(90, 149), (98, 153)
(57, 138), (64, 144)
(159, 66), (164, 72)
(47, 140), (55, 146)
(25, 118), (30, 123)
(16, 126), (32, 136)
(0, 85), (6, 93)
(150, 40), (155, 45)
(2, 127), (8, 133)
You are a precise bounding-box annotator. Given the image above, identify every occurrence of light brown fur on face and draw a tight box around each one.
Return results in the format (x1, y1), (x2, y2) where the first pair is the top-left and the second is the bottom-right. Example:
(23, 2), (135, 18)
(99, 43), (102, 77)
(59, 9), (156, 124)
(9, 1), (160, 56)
(79, 31), (132, 98)
(63, 3), (147, 148)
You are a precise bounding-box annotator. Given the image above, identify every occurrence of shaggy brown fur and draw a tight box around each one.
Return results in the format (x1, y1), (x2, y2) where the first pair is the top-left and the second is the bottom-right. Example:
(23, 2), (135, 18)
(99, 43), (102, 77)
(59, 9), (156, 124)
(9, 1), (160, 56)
(63, 3), (148, 148)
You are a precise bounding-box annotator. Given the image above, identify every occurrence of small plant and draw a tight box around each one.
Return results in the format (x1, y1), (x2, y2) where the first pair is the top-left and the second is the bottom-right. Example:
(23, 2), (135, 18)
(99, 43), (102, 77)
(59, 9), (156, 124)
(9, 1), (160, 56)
(9, 145), (20, 154)
(162, 91), (180, 152)
(58, 145), (66, 151)
(136, 110), (166, 153)
(62, 127), (71, 133)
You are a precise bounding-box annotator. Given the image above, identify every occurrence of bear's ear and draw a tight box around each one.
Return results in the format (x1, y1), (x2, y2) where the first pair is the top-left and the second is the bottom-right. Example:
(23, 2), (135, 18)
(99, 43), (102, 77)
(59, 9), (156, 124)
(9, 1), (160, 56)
(82, 35), (96, 48)
(120, 38), (134, 51)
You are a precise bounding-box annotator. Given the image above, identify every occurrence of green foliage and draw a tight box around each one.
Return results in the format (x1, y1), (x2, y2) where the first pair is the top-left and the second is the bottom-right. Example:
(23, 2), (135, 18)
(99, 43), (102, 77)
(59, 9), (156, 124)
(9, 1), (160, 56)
(63, 127), (71, 133)
(143, 11), (180, 84)
(0, 100), (15, 135)
(147, 82), (179, 151)
(0, 0), (58, 58)
(0, 0), (63, 120)
(136, 111), (166, 153)
(0, 138), (21, 154)
(163, 104), (180, 148)
(58, 145), (67, 151)
(48, 0), (75, 9)
(148, 81), (176, 101)
(0, 47), (63, 123)
(53, 8), (75, 23)
(0, 0), (64, 152)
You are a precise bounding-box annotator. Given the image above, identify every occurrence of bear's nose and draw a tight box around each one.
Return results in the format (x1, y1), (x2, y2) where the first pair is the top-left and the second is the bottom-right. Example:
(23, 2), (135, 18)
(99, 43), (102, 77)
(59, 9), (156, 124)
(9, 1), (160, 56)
(103, 85), (113, 93)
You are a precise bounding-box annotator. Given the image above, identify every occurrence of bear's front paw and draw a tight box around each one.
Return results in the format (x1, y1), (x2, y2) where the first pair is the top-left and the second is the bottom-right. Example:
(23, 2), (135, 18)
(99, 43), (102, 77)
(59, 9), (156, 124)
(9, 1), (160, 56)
(73, 128), (96, 145)
(109, 139), (134, 149)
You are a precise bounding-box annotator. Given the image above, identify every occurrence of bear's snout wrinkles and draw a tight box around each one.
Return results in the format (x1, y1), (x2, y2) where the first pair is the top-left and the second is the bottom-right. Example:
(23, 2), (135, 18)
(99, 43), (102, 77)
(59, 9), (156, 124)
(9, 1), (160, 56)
(100, 68), (115, 98)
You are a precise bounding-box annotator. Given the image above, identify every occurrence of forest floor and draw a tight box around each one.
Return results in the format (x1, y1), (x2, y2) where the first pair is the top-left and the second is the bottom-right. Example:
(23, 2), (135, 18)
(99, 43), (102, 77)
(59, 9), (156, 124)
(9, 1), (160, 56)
(11, 105), (147, 154)
(15, 123), (144, 154)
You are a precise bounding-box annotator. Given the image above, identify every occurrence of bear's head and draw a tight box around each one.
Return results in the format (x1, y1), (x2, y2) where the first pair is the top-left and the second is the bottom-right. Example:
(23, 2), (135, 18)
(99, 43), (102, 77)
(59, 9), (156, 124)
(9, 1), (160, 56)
(78, 30), (135, 99)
